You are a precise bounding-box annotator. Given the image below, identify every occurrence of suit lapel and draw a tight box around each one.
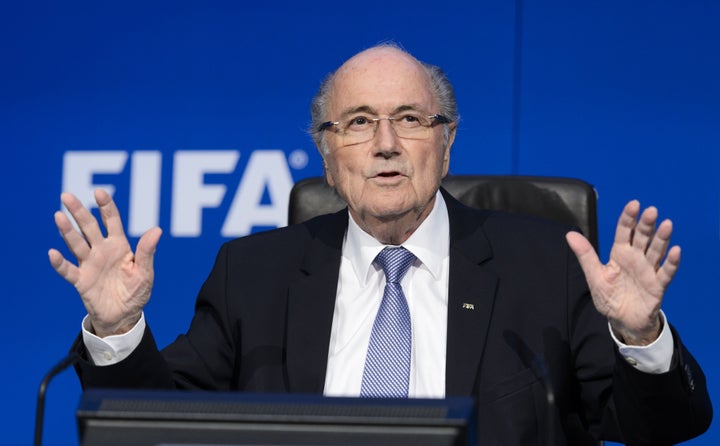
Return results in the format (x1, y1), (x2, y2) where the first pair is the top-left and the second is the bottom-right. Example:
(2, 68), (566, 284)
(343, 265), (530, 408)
(286, 210), (347, 393)
(443, 191), (499, 396)
(284, 193), (498, 397)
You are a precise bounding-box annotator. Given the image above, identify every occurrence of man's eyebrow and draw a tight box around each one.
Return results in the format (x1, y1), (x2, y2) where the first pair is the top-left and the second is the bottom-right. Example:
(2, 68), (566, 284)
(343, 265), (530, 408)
(338, 104), (424, 118)
(339, 105), (377, 118)
(393, 104), (424, 113)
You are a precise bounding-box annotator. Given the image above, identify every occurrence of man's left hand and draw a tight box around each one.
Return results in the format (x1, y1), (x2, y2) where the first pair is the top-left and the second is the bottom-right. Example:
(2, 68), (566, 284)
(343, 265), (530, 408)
(566, 200), (681, 346)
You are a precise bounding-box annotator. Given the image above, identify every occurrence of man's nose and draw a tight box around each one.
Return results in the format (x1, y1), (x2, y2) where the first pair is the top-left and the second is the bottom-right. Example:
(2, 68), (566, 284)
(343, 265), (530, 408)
(373, 118), (400, 155)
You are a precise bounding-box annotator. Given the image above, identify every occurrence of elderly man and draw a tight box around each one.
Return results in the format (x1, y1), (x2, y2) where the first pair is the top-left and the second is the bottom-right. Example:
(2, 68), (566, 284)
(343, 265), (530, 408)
(50, 44), (711, 445)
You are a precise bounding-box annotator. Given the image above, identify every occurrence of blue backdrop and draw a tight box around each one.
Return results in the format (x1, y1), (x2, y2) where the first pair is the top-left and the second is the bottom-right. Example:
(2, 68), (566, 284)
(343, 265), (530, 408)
(1, 1), (717, 444)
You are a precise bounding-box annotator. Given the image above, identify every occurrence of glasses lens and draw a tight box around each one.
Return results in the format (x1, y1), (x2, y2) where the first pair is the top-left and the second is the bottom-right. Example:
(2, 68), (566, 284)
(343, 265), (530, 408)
(339, 116), (375, 145)
(337, 113), (437, 146)
(392, 113), (432, 139)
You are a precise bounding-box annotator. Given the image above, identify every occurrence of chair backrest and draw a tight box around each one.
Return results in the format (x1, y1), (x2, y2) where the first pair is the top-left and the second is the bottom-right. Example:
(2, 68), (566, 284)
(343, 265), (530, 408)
(288, 175), (599, 250)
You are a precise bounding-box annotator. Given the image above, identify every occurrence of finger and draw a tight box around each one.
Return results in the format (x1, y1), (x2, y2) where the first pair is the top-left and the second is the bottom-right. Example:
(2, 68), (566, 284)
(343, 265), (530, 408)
(630, 206), (658, 253)
(48, 248), (80, 285)
(54, 210), (91, 260)
(95, 189), (127, 238)
(61, 192), (104, 245)
(614, 200), (641, 246)
(657, 245), (681, 289)
(566, 231), (603, 286)
(134, 227), (163, 271)
(646, 218), (672, 268)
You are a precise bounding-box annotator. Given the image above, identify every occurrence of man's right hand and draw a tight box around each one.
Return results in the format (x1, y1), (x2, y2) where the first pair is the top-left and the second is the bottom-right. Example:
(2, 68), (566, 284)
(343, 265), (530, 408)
(48, 189), (162, 338)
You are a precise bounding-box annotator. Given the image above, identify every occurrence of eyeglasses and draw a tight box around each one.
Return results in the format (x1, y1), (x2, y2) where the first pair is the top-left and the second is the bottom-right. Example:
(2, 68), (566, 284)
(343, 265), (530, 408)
(317, 112), (451, 147)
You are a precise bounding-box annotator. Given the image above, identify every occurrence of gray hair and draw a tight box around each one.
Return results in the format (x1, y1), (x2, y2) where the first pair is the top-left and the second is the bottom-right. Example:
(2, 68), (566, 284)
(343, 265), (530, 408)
(309, 44), (459, 154)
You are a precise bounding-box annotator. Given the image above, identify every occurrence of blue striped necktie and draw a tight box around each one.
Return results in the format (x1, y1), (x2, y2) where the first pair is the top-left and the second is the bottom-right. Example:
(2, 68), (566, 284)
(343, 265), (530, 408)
(360, 246), (416, 398)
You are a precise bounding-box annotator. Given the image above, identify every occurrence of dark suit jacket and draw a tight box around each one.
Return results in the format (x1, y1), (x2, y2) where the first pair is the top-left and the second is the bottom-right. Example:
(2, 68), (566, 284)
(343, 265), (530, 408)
(75, 190), (712, 445)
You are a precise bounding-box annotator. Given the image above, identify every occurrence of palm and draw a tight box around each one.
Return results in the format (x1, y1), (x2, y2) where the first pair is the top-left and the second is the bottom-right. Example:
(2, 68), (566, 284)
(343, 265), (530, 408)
(74, 235), (151, 327)
(48, 190), (162, 337)
(566, 200), (680, 345)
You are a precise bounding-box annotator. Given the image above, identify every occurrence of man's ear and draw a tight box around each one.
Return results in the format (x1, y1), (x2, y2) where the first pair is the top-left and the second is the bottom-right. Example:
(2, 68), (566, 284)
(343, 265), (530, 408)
(441, 124), (457, 176)
(322, 157), (335, 187)
(314, 140), (335, 187)
(447, 123), (457, 149)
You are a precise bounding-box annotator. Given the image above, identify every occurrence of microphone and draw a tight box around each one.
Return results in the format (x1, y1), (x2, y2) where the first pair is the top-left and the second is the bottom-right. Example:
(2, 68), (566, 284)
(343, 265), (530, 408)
(530, 353), (556, 446)
(503, 331), (556, 446)
(34, 352), (79, 446)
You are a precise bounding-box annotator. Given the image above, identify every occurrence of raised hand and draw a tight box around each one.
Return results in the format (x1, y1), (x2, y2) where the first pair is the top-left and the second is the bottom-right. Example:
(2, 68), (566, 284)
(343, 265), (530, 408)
(566, 200), (680, 346)
(48, 189), (162, 338)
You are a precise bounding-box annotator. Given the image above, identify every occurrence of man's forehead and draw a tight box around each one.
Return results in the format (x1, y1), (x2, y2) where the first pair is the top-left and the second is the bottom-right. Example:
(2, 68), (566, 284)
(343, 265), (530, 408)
(334, 47), (427, 84)
(328, 48), (435, 114)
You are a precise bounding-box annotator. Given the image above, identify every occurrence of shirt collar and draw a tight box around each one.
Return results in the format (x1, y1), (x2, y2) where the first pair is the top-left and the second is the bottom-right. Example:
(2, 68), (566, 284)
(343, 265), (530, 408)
(344, 190), (450, 285)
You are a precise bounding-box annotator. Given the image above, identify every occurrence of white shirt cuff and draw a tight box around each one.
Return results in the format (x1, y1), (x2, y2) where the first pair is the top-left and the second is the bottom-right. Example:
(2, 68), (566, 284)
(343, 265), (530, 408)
(609, 310), (674, 374)
(81, 313), (146, 366)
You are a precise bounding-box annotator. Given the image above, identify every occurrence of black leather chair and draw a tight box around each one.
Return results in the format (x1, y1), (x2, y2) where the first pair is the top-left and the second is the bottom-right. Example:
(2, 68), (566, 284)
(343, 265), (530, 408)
(288, 175), (602, 445)
(288, 175), (599, 250)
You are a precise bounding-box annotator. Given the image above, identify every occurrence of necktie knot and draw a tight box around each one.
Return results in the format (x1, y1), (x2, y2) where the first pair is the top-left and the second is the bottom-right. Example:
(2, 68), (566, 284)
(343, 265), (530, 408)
(375, 246), (416, 284)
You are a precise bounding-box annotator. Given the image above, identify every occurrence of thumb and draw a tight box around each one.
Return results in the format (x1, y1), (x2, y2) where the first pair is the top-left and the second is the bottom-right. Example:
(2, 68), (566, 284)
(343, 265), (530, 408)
(565, 231), (602, 284)
(135, 227), (163, 271)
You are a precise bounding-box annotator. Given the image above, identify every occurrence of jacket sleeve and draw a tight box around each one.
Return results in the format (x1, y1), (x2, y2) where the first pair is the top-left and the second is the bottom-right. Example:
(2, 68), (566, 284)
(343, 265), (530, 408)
(73, 242), (238, 391)
(609, 325), (713, 445)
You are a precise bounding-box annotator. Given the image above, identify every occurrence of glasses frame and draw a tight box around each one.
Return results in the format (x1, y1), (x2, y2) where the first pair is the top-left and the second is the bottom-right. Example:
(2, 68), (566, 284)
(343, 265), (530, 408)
(317, 113), (452, 144)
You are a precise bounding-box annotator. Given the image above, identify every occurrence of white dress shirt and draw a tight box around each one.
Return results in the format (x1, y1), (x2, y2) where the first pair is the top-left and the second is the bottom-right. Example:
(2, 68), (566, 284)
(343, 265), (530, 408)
(83, 191), (674, 381)
(323, 191), (450, 398)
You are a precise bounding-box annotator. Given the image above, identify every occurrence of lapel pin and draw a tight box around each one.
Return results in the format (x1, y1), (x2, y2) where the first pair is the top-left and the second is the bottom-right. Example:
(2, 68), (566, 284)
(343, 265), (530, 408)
(462, 303), (475, 310)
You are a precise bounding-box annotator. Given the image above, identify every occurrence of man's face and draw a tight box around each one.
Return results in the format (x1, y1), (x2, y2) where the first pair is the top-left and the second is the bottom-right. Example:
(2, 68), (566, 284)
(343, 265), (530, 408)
(322, 48), (454, 229)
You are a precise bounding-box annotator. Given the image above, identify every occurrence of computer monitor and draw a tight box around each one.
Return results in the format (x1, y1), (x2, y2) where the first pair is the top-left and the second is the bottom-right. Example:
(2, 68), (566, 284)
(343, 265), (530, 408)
(77, 389), (476, 446)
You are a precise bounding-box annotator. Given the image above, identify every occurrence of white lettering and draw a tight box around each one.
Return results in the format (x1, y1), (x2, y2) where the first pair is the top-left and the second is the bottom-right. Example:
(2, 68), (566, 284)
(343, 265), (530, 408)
(222, 150), (293, 236)
(128, 151), (162, 237)
(60, 149), (297, 239)
(62, 151), (128, 228)
(171, 151), (240, 237)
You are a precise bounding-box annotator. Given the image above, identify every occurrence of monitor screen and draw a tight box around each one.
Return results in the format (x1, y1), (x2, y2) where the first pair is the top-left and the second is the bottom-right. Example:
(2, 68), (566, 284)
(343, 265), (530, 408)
(77, 389), (476, 446)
